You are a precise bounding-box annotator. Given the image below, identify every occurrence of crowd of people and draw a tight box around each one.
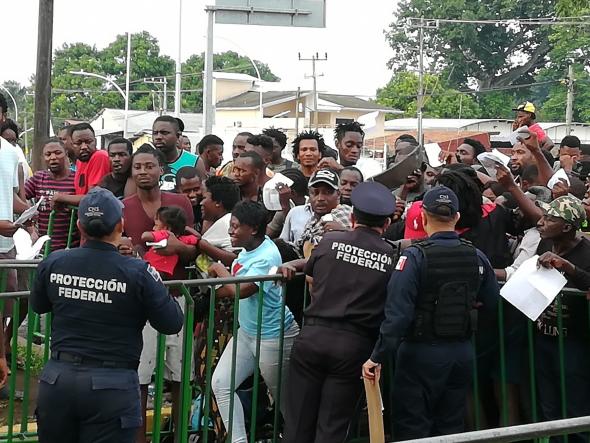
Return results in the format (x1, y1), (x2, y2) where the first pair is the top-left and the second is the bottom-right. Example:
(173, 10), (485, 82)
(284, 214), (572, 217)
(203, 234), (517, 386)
(2, 91), (590, 442)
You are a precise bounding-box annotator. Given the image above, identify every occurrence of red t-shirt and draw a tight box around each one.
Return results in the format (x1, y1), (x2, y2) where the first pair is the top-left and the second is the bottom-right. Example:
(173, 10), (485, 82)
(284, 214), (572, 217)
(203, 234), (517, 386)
(75, 150), (111, 195)
(122, 192), (195, 279)
(528, 123), (547, 143)
(144, 230), (198, 276)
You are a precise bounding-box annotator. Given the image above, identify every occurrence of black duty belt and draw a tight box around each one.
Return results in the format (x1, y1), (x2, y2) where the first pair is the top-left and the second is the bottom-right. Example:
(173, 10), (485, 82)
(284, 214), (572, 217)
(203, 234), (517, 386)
(51, 351), (138, 370)
(304, 317), (375, 339)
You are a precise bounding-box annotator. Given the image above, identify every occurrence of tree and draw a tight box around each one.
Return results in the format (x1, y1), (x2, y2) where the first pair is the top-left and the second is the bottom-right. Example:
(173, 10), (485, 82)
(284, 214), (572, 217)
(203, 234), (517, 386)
(377, 72), (481, 119)
(50, 33), (176, 122)
(533, 0), (590, 122)
(48, 33), (280, 120)
(0, 80), (28, 127)
(386, 0), (556, 90)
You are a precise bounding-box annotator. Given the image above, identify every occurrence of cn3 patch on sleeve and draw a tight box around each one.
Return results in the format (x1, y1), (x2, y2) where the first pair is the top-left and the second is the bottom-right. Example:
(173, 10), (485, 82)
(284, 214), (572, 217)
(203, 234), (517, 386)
(147, 264), (162, 282)
(395, 256), (407, 271)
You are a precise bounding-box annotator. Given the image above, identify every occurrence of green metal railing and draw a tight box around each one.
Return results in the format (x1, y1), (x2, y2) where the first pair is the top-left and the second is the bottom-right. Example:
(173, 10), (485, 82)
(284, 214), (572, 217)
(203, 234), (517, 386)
(1, 260), (590, 442)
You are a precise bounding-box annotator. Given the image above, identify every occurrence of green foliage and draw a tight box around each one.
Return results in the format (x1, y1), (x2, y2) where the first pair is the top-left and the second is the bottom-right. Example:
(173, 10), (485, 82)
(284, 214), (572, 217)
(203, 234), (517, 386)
(380, 0), (590, 123)
(386, 0), (557, 90)
(377, 72), (480, 119)
(45, 32), (279, 122)
(0, 80), (28, 127)
(532, 0), (590, 122)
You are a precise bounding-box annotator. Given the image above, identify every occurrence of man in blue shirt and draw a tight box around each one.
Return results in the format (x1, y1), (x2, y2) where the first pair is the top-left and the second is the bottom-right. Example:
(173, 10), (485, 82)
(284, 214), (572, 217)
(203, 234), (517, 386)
(363, 185), (499, 441)
(152, 116), (198, 191)
(31, 187), (183, 443)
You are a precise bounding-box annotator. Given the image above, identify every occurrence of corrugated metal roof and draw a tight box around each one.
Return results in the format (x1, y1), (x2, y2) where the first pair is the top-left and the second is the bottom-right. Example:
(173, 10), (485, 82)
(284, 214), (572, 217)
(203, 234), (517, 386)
(212, 72), (260, 82)
(90, 108), (203, 136)
(384, 118), (512, 130)
(318, 94), (400, 112)
(216, 91), (302, 109)
(216, 90), (400, 112)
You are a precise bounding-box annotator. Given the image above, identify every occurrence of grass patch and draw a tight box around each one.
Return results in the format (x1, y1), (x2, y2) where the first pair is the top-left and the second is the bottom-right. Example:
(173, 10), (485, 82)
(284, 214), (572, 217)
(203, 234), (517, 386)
(16, 344), (44, 376)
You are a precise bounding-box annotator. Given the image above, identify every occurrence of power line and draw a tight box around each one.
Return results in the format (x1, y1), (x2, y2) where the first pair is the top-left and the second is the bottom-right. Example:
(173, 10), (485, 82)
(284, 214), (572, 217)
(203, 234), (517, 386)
(403, 16), (590, 27)
(52, 88), (203, 94)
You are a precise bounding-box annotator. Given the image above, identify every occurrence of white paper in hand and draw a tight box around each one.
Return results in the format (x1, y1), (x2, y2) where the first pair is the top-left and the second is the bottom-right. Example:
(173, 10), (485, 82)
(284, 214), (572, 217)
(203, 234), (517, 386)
(509, 126), (530, 146)
(528, 264), (567, 302)
(477, 151), (510, 180)
(14, 197), (44, 226)
(263, 173), (294, 211)
(13, 228), (50, 260)
(547, 168), (570, 189)
(491, 149), (510, 166)
(424, 143), (443, 167)
(500, 255), (565, 321)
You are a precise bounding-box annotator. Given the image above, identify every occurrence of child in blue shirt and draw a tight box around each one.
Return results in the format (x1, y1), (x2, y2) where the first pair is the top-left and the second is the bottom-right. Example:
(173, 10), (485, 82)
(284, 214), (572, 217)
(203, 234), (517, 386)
(209, 201), (299, 443)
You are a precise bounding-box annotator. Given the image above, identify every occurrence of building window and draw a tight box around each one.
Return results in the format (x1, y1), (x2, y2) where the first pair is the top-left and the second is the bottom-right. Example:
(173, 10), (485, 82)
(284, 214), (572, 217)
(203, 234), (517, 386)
(335, 118), (354, 125)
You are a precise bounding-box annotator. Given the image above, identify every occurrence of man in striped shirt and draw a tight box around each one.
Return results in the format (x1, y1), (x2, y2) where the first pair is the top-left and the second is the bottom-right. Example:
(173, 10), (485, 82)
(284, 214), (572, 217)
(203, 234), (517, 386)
(25, 137), (79, 251)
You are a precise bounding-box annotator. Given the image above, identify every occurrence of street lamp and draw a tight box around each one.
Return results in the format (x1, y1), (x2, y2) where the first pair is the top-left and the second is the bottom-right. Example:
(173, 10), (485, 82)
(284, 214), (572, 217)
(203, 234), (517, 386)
(0, 85), (18, 123)
(214, 35), (264, 124)
(69, 70), (129, 137)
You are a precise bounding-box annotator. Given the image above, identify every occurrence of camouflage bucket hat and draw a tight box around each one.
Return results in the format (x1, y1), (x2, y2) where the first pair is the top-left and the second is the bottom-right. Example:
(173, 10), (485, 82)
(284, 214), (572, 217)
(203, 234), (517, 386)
(537, 195), (587, 229)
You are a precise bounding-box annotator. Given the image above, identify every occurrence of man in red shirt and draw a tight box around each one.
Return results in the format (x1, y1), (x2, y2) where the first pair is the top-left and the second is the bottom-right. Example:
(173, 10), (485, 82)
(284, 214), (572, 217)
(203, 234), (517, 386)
(512, 102), (554, 152)
(120, 144), (196, 443)
(53, 123), (111, 206)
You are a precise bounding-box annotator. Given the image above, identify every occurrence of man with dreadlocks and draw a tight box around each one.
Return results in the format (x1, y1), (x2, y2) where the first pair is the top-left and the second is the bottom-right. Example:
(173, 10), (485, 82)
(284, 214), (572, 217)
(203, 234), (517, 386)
(262, 127), (299, 173)
(318, 121), (365, 172)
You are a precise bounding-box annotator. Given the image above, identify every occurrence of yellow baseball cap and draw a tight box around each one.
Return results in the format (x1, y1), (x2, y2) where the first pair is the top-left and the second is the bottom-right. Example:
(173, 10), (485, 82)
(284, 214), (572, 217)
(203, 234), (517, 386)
(513, 101), (536, 114)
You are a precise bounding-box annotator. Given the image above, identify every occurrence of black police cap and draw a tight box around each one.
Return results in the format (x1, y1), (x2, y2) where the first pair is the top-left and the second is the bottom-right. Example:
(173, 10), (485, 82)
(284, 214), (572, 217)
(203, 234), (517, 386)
(350, 181), (396, 217)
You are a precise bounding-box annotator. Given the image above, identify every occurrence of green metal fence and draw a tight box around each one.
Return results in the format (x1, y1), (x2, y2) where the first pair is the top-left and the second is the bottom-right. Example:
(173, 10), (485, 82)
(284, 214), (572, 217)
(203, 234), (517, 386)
(1, 259), (590, 442)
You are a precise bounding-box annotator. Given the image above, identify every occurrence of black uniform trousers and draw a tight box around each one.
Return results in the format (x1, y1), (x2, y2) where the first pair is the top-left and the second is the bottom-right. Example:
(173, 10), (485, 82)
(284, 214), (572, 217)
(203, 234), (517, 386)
(36, 359), (142, 443)
(391, 341), (473, 441)
(283, 324), (374, 443)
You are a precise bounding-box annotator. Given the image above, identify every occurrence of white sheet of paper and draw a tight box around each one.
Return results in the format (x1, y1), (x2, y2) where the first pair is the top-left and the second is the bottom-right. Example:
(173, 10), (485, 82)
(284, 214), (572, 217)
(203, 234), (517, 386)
(509, 125), (530, 146)
(13, 228), (50, 260)
(14, 197), (44, 226)
(263, 172), (294, 211)
(491, 149), (511, 166)
(424, 143), (443, 167)
(500, 255), (563, 321)
(528, 265), (567, 301)
(477, 152), (509, 180)
(547, 168), (570, 189)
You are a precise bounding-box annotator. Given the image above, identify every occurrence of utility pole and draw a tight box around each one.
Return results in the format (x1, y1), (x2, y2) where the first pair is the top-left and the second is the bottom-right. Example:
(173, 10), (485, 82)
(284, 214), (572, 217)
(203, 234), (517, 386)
(565, 64), (575, 135)
(144, 78), (168, 114)
(124, 32), (131, 138)
(298, 52), (327, 131)
(175, 0), (183, 116)
(417, 17), (425, 147)
(203, 6), (215, 135)
(33, 0), (54, 172)
(401, 18), (438, 147)
(295, 87), (301, 135)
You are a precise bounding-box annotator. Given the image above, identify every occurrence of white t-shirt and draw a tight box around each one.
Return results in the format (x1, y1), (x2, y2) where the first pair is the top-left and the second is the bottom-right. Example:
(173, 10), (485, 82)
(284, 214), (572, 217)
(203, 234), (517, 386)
(0, 137), (20, 252)
(5, 143), (32, 181)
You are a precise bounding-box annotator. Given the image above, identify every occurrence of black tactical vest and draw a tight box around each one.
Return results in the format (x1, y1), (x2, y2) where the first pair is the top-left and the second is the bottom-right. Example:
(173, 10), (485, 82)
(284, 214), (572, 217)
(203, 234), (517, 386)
(407, 238), (480, 342)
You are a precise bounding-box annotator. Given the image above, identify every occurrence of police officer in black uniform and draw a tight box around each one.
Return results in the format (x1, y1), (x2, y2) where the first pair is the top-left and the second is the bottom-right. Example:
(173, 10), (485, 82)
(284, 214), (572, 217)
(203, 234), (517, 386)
(280, 181), (397, 443)
(363, 185), (499, 441)
(31, 188), (184, 443)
